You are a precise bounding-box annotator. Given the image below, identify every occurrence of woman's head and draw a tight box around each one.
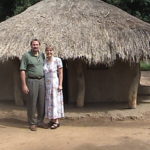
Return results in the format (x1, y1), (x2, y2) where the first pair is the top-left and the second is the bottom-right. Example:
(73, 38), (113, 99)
(45, 45), (54, 58)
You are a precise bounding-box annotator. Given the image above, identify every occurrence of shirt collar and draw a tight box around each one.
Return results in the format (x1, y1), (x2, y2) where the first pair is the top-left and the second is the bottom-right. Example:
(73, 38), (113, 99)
(30, 50), (40, 56)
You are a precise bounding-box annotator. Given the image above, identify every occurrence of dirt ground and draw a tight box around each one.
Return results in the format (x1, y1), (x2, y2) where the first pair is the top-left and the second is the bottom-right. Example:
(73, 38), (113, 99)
(1, 101), (150, 150)
(1, 71), (150, 150)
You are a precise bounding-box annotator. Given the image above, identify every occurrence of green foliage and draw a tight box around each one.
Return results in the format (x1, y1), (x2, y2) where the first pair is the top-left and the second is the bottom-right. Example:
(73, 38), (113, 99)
(14, 0), (31, 15)
(140, 61), (150, 71)
(0, 0), (150, 23)
(0, 0), (14, 21)
(14, 0), (41, 15)
(102, 0), (150, 23)
(0, 0), (41, 22)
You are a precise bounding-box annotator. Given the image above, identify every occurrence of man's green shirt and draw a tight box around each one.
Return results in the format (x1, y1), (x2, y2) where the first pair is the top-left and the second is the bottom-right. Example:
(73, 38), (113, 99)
(20, 51), (45, 78)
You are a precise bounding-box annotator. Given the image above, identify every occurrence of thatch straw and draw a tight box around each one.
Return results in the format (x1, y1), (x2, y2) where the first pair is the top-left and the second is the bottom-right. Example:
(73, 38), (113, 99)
(0, 0), (150, 64)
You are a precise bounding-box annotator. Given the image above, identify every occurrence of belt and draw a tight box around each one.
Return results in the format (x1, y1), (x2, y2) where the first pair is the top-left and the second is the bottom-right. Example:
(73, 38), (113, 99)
(28, 76), (44, 79)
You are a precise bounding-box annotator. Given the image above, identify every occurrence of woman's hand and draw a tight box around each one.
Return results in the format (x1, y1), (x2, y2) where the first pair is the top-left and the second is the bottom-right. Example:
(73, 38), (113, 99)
(58, 85), (63, 92)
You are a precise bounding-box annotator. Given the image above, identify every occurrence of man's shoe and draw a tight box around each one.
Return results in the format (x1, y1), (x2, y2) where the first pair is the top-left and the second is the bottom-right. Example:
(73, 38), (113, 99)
(37, 122), (48, 129)
(29, 125), (37, 131)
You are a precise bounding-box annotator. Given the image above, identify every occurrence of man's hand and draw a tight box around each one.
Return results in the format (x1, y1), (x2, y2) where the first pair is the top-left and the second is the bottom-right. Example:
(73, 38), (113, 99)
(20, 71), (29, 94)
(22, 85), (29, 94)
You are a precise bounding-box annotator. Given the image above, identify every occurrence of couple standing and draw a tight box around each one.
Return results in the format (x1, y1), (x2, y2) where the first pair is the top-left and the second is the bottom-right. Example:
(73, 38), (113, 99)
(20, 39), (64, 131)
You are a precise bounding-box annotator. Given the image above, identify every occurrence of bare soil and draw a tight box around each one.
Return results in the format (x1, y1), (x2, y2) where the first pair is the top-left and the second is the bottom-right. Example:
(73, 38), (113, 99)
(1, 101), (150, 150)
(1, 71), (150, 150)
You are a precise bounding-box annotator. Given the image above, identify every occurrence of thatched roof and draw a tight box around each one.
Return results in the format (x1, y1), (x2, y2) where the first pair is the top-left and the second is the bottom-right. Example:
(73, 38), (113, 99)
(0, 0), (150, 64)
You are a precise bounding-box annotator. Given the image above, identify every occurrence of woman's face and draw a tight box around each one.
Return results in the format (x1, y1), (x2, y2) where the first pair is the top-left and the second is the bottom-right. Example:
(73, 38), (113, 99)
(45, 47), (54, 58)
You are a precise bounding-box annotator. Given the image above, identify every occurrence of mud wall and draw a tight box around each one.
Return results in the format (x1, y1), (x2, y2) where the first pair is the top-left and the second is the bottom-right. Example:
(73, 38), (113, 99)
(0, 58), (23, 105)
(68, 60), (139, 103)
(0, 60), (14, 101)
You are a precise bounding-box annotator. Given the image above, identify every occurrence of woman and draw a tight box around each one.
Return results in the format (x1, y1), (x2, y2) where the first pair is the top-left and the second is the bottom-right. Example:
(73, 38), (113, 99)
(43, 45), (64, 129)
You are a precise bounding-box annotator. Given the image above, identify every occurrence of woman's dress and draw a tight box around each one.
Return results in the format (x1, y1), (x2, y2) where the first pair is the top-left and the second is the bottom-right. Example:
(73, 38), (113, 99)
(44, 57), (64, 119)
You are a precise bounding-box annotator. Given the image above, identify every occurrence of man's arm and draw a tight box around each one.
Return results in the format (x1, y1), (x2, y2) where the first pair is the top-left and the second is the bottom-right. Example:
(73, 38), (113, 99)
(20, 70), (29, 94)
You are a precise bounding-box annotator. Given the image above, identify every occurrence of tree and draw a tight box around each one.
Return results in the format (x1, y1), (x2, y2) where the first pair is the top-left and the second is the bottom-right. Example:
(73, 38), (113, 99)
(102, 0), (150, 23)
(0, 0), (14, 21)
(0, 0), (41, 22)
(0, 0), (150, 23)
(14, 0), (41, 15)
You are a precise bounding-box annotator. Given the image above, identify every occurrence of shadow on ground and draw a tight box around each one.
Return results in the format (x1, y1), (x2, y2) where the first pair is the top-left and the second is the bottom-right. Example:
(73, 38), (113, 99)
(0, 118), (27, 129)
(1, 100), (150, 128)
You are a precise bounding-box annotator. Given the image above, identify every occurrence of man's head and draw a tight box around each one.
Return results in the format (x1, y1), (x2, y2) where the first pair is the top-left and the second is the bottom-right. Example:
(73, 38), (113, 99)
(30, 39), (41, 53)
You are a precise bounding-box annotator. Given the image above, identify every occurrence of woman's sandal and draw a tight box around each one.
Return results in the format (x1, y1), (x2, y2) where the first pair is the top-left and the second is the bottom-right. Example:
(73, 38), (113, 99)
(48, 121), (55, 127)
(50, 123), (60, 129)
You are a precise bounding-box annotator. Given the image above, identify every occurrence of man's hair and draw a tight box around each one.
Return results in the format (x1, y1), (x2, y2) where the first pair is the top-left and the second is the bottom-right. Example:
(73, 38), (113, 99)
(30, 39), (41, 46)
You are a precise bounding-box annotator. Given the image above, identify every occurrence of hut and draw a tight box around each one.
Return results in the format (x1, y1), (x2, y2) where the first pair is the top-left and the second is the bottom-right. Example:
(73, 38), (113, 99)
(0, 0), (150, 108)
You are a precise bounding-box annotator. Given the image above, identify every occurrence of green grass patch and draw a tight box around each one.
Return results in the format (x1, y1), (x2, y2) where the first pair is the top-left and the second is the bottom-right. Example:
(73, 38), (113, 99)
(140, 61), (150, 71)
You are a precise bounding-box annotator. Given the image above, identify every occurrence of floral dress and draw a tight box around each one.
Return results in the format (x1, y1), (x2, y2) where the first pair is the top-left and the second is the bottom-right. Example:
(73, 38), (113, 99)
(43, 57), (64, 119)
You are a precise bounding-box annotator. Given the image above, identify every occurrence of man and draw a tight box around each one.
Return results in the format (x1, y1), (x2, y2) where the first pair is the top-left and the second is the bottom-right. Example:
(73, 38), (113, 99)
(20, 39), (47, 131)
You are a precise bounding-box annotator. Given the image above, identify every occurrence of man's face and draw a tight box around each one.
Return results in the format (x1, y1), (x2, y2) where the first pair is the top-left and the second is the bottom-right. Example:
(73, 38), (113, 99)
(31, 41), (40, 52)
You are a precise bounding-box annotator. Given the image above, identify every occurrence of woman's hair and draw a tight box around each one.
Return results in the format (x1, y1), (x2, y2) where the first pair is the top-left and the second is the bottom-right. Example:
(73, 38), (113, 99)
(45, 44), (54, 51)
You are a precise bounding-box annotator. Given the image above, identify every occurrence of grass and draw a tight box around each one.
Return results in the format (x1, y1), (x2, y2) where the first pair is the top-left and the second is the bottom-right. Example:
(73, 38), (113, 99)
(140, 61), (150, 71)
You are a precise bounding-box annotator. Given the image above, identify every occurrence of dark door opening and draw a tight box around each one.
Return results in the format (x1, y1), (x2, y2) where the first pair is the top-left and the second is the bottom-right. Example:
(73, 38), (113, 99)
(62, 59), (68, 104)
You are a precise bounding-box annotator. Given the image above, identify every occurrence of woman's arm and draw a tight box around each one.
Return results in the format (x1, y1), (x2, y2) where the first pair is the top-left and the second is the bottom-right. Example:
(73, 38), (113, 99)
(58, 67), (63, 91)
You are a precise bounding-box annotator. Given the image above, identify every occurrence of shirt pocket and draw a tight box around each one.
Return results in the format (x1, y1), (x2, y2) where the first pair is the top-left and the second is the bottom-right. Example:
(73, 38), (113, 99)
(27, 60), (36, 67)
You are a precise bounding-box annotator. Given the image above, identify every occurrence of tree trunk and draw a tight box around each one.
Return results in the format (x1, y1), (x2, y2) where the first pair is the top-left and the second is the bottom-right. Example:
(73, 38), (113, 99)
(76, 60), (85, 107)
(128, 64), (140, 109)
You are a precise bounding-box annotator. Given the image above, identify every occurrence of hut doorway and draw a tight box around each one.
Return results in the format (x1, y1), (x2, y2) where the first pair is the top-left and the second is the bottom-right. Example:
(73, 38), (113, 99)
(62, 59), (68, 104)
